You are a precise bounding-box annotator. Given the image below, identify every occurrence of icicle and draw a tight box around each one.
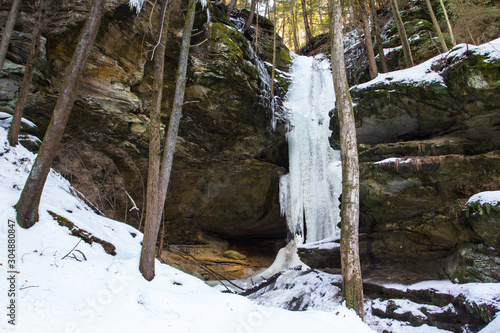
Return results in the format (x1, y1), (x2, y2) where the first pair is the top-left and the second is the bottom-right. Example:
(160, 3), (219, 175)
(279, 54), (342, 244)
(129, 0), (146, 13)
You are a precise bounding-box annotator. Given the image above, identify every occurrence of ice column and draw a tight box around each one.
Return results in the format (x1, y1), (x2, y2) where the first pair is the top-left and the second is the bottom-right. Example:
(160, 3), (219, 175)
(279, 54), (342, 244)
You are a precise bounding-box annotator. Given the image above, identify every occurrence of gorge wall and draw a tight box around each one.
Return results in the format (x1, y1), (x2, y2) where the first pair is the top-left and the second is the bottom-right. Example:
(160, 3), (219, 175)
(0, 0), (291, 249)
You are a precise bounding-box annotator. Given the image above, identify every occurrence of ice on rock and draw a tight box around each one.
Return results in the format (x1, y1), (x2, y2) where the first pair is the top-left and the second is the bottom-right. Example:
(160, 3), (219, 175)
(279, 54), (342, 244)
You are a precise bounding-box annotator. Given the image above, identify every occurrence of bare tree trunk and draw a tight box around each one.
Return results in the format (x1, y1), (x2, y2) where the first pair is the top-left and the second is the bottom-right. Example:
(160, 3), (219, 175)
(291, 0), (300, 50)
(369, 0), (388, 72)
(439, 0), (456, 47)
(282, 0), (287, 39)
(455, 0), (476, 44)
(16, 0), (104, 229)
(424, 0), (448, 52)
(244, 0), (257, 33)
(301, 0), (313, 42)
(139, 0), (171, 281)
(357, 0), (377, 79)
(154, 0), (197, 275)
(329, 0), (364, 319)
(0, 0), (22, 71)
(389, 0), (414, 67)
(253, 1), (259, 48)
(227, 0), (237, 17)
(8, 0), (44, 147)
(265, 0), (269, 18)
(270, 3), (277, 98)
(318, 0), (326, 33)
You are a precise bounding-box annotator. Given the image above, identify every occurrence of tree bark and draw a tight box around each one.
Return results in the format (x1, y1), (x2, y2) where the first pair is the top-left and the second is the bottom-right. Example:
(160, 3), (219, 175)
(149, 0), (197, 280)
(16, 0), (105, 229)
(439, 0), (456, 47)
(389, 0), (414, 68)
(282, 0), (287, 40)
(253, 1), (259, 48)
(329, 0), (364, 319)
(243, 0), (257, 33)
(291, 0), (300, 50)
(424, 0), (448, 52)
(8, 0), (45, 147)
(139, 0), (171, 281)
(0, 0), (22, 71)
(226, 0), (237, 17)
(369, 0), (388, 72)
(357, 0), (377, 79)
(270, 3), (277, 99)
(301, 0), (313, 42)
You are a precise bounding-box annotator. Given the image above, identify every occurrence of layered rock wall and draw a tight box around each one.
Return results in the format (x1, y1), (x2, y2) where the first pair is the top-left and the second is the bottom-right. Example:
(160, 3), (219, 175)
(0, 0), (291, 246)
(328, 43), (500, 282)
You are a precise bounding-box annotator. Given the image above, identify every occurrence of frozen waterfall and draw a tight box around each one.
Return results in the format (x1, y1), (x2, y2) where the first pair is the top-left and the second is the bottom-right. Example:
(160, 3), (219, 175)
(279, 54), (342, 244)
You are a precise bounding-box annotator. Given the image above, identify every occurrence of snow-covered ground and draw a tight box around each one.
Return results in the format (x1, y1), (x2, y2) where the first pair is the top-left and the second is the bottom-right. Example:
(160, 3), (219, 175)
(2, 117), (500, 333)
(1, 37), (500, 333)
(0, 122), (372, 332)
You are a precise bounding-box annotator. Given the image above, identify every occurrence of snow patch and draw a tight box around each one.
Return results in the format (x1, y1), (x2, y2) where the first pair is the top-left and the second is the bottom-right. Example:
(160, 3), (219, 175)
(356, 38), (500, 90)
(0, 125), (374, 332)
(467, 191), (500, 206)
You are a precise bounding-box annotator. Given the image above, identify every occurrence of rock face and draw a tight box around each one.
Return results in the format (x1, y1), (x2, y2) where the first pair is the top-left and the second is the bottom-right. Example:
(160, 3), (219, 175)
(0, 0), (291, 248)
(325, 43), (500, 283)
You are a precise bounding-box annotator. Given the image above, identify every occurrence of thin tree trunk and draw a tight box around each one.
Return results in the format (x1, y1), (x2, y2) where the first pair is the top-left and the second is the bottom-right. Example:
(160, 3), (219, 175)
(244, 0), (257, 33)
(329, 0), (364, 319)
(369, 0), (388, 72)
(282, 0), (287, 39)
(0, 0), (22, 71)
(265, 0), (269, 18)
(154, 0), (197, 275)
(280, 13), (286, 41)
(139, 0), (171, 281)
(318, 2), (324, 32)
(439, 0), (456, 47)
(291, 0), (300, 50)
(301, 0), (313, 42)
(358, 0), (377, 79)
(16, 0), (104, 229)
(424, 0), (448, 52)
(253, 1), (259, 48)
(8, 0), (44, 147)
(455, 0), (476, 44)
(389, 0), (414, 67)
(270, 4), (277, 99)
(227, 0), (237, 17)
